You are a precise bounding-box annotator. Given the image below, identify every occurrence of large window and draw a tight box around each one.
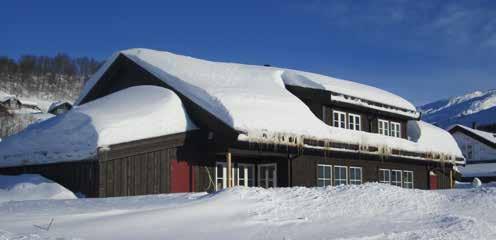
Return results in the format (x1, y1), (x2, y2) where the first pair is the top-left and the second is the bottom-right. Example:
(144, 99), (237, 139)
(379, 169), (391, 184)
(334, 166), (348, 185)
(390, 121), (401, 138)
(333, 110), (346, 129)
(348, 113), (361, 131)
(215, 162), (227, 191)
(378, 119), (390, 136)
(317, 164), (332, 187)
(391, 170), (402, 187)
(403, 171), (414, 189)
(349, 167), (362, 185)
(258, 164), (277, 188)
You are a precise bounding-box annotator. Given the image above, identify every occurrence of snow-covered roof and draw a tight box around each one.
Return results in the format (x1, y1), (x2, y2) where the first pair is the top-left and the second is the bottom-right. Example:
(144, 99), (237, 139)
(0, 86), (197, 167)
(451, 125), (496, 144)
(74, 49), (461, 159)
(458, 162), (496, 177)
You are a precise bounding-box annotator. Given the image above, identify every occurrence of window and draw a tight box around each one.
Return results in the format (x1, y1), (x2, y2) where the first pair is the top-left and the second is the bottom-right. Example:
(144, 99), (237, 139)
(466, 144), (473, 160)
(390, 122), (401, 138)
(378, 169), (390, 184)
(349, 167), (362, 185)
(348, 113), (361, 131)
(378, 119), (390, 136)
(238, 164), (255, 187)
(215, 162), (227, 191)
(403, 171), (414, 189)
(334, 166), (348, 185)
(333, 110), (346, 129)
(258, 164), (277, 188)
(391, 170), (402, 187)
(317, 164), (332, 187)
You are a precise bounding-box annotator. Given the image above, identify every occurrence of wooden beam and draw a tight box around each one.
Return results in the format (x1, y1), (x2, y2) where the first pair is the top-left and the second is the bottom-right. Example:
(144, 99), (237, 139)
(226, 151), (232, 188)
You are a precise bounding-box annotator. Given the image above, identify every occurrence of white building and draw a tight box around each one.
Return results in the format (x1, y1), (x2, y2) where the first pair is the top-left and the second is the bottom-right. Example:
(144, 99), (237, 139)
(449, 125), (496, 182)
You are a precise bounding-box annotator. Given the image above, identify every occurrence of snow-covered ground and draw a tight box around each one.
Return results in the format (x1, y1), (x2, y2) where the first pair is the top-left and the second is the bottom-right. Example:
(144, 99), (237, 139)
(0, 174), (76, 203)
(1, 182), (495, 240)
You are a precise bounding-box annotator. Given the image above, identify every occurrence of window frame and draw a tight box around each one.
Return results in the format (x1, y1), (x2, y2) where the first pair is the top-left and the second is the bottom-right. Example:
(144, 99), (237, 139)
(403, 170), (414, 189)
(332, 110), (347, 129)
(390, 121), (401, 138)
(215, 162), (227, 191)
(334, 165), (348, 186)
(348, 113), (361, 131)
(379, 168), (391, 184)
(349, 166), (363, 185)
(317, 164), (333, 187)
(391, 169), (402, 187)
(258, 163), (277, 188)
(378, 119), (390, 136)
(237, 163), (255, 187)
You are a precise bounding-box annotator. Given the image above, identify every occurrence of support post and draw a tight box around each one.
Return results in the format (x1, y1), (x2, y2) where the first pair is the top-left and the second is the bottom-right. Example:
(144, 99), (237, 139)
(226, 151), (232, 188)
(450, 169), (453, 189)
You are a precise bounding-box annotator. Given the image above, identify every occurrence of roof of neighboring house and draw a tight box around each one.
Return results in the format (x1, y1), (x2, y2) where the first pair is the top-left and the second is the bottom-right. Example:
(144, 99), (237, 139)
(48, 101), (72, 113)
(458, 162), (496, 177)
(448, 124), (496, 149)
(0, 86), (197, 167)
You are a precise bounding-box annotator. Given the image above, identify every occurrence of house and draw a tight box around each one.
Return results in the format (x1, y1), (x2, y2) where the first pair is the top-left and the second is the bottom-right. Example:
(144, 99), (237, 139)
(19, 100), (42, 112)
(0, 49), (464, 197)
(448, 125), (496, 182)
(0, 96), (21, 110)
(48, 101), (73, 115)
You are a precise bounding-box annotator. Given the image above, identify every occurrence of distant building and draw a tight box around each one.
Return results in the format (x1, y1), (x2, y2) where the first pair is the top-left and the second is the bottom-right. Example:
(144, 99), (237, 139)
(449, 125), (496, 182)
(48, 101), (72, 115)
(0, 96), (21, 110)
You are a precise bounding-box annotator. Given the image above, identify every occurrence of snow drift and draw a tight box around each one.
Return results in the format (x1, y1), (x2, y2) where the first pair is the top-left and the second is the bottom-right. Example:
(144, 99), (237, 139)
(0, 174), (76, 203)
(0, 184), (495, 239)
(0, 86), (197, 167)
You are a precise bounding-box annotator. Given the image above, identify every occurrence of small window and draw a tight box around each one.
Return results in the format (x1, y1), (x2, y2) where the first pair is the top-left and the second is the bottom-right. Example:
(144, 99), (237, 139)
(348, 114), (361, 131)
(391, 170), (402, 187)
(349, 167), (362, 185)
(390, 122), (401, 138)
(333, 110), (346, 129)
(379, 169), (390, 184)
(378, 119), (390, 136)
(334, 166), (348, 185)
(317, 164), (332, 187)
(403, 171), (414, 189)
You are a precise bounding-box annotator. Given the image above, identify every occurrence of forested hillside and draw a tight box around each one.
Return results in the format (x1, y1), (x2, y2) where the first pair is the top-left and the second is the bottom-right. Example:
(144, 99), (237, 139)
(0, 54), (102, 139)
(0, 54), (102, 109)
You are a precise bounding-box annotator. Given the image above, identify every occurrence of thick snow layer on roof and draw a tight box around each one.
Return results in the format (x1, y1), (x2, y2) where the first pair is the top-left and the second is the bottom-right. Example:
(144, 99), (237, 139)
(48, 100), (72, 113)
(76, 48), (460, 158)
(0, 86), (197, 167)
(459, 163), (496, 177)
(282, 71), (416, 112)
(451, 124), (496, 145)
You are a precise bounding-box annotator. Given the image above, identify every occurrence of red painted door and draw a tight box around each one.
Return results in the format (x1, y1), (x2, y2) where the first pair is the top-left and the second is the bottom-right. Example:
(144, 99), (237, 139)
(429, 173), (438, 190)
(170, 160), (193, 193)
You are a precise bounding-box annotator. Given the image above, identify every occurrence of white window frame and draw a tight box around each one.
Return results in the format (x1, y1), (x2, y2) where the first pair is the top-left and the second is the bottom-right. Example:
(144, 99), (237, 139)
(237, 163), (255, 187)
(348, 113), (361, 131)
(391, 169), (402, 187)
(379, 169), (391, 184)
(215, 162), (227, 191)
(258, 163), (277, 188)
(334, 165), (348, 186)
(403, 170), (414, 189)
(349, 166), (362, 185)
(317, 164), (332, 187)
(332, 110), (347, 129)
(378, 119), (390, 136)
(390, 121), (401, 138)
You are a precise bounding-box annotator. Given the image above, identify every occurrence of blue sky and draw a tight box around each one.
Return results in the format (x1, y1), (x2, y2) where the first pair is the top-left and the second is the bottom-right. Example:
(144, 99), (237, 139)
(1, 0), (495, 105)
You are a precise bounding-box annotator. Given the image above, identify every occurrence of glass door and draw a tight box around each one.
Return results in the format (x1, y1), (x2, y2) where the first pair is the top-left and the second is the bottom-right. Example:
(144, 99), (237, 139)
(258, 163), (277, 188)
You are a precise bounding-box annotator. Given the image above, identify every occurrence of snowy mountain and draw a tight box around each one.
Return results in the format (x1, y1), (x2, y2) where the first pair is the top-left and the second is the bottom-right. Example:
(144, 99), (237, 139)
(419, 89), (496, 129)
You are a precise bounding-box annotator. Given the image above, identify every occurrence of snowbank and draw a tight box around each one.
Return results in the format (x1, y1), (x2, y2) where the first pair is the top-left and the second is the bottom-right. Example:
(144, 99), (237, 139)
(0, 174), (76, 203)
(0, 184), (495, 239)
(0, 86), (197, 167)
(76, 49), (461, 160)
